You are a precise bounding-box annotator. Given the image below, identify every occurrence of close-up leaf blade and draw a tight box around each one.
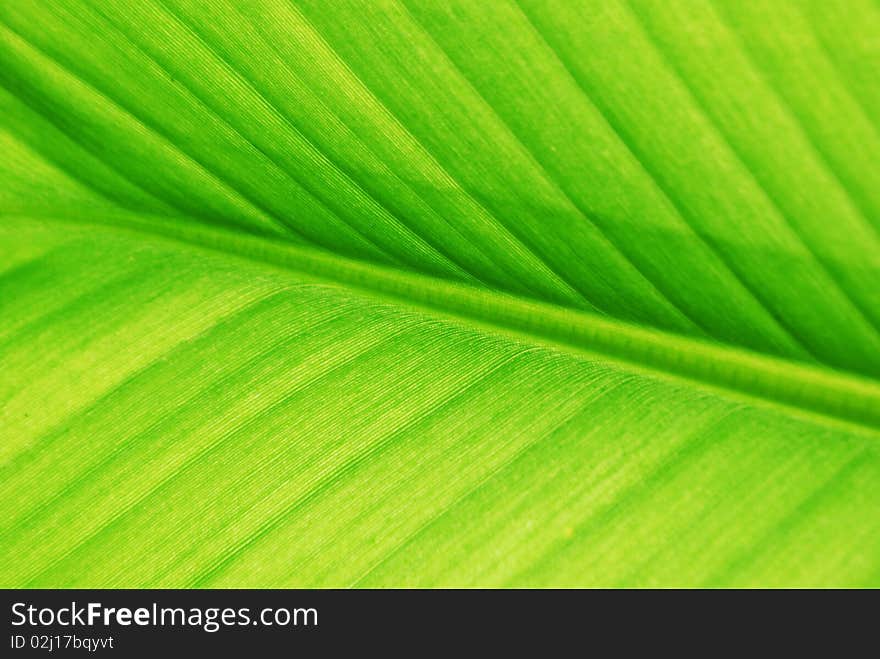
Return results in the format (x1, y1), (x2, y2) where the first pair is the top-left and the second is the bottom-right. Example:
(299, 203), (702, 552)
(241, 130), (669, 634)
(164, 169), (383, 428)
(1, 0), (879, 588)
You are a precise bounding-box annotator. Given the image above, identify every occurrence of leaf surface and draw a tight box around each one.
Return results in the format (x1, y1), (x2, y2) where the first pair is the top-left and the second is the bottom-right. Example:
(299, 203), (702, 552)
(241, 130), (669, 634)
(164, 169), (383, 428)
(1, 0), (879, 587)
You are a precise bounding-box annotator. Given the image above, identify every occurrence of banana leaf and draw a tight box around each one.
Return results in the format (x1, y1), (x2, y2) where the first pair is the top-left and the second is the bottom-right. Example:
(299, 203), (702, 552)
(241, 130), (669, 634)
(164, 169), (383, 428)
(1, 0), (879, 587)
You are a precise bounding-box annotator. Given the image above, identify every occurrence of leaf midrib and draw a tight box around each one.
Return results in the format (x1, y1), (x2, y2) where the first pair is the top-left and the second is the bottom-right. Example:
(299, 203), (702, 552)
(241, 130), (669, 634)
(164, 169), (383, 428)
(18, 210), (880, 435)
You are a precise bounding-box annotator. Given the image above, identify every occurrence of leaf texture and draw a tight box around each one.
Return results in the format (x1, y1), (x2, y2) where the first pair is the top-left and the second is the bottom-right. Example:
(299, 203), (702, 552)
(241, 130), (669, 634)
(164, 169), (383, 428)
(1, 0), (879, 587)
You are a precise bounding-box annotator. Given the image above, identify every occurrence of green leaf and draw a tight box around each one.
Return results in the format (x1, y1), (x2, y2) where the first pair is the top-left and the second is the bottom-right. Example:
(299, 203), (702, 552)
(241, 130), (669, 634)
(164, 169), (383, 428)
(1, 0), (879, 587)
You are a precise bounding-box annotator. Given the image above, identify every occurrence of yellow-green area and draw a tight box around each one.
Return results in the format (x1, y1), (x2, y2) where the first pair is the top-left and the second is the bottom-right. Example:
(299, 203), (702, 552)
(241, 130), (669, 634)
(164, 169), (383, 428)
(1, 0), (879, 586)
